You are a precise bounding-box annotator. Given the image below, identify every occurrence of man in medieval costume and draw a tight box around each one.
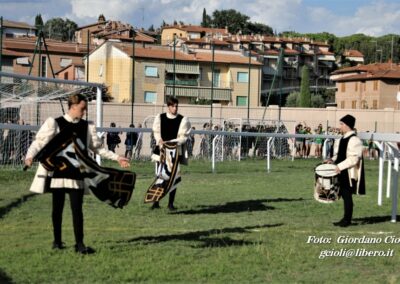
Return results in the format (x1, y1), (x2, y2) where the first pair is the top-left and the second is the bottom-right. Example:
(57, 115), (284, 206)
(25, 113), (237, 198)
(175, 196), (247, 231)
(327, 114), (365, 227)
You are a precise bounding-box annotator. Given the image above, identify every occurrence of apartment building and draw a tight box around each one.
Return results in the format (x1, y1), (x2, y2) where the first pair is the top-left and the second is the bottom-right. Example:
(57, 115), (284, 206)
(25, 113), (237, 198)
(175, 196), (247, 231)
(0, 37), (90, 79)
(331, 62), (400, 109)
(75, 18), (156, 46)
(87, 41), (262, 106)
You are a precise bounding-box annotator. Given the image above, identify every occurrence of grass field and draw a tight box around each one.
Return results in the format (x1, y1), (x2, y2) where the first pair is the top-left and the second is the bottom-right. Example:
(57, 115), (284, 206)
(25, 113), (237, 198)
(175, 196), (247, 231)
(1, 158), (400, 283)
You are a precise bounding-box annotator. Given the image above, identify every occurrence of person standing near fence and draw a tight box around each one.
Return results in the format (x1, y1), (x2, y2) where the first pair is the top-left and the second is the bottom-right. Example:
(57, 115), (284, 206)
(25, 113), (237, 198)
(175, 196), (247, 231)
(106, 122), (121, 153)
(326, 114), (365, 227)
(151, 96), (191, 210)
(124, 124), (138, 159)
(24, 94), (130, 254)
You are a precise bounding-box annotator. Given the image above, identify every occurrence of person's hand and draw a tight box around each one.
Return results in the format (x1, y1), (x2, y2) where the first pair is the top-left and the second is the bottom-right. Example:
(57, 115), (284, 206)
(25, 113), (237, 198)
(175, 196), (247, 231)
(25, 158), (33, 168)
(159, 139), (164, 146)
(117, 156), (130, 168)
(335, 166), (341, 174)
(324, 159), (333, 164)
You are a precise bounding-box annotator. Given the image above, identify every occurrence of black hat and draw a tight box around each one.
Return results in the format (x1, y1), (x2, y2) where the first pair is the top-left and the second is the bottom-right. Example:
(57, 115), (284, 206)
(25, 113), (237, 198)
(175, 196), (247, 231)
(340, 114), (355, 129)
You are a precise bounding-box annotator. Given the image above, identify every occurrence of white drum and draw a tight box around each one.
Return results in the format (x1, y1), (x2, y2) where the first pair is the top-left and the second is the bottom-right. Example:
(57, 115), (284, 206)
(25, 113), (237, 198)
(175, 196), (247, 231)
(314, 163), (340, 203)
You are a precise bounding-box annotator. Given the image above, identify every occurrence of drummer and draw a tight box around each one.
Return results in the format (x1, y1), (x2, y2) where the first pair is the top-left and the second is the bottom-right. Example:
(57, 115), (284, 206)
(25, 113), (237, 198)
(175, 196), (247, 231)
(325, 114), (365, 227)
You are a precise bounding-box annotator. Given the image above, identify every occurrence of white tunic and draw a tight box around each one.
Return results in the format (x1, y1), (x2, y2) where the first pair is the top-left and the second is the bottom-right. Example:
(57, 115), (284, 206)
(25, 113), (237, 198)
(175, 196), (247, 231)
(26, 114), (119, 189)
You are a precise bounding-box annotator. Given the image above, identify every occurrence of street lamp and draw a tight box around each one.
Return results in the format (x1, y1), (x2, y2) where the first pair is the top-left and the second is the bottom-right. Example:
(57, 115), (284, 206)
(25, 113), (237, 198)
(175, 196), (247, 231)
(131, 28), (136, 125)
(210, 38), (215, 122)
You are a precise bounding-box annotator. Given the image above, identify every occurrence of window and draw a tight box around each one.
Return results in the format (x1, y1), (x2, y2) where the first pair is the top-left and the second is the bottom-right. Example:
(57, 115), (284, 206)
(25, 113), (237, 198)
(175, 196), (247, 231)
(373, 100), (378, 109)
(64, 72), (69, 80)
(351, 100), (357, 109)
(340, 83), (346, 92)
(144, 91), (157, 103)
(236, 96), (247, 106)
(373, 80), (379, 91)
(340, 101), (345, 109)
(16, 57), (30, 65)
(213, 70), (220, 87)
(41, 56), (47, 77)
(145, 66), (158, 77)
(237, 72), (248, 83)
(354, 82), (358, 91)
(60, 58), (72, 68)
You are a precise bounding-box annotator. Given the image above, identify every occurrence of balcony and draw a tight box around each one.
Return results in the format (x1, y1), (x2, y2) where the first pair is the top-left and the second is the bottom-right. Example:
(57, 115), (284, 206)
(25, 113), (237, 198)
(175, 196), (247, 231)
(165, 85), (231, 101)
(165, 79), (198, 86)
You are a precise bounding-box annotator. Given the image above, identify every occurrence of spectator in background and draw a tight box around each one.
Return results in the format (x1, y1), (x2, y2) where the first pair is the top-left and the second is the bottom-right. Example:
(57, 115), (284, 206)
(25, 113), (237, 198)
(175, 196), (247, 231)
(106, 122), (121, 153)
(187, 126), (195, 157)
(314, 124), (324, 158)
(134, 124), (143, 160)
(295, 123), (305, 158)
(304, 126), (312, 158)
(124, 124), (138, 159)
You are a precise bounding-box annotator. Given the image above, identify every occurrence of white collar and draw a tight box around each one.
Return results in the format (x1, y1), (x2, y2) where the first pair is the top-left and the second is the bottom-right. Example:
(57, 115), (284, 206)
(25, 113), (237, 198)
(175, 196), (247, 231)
(64, 113), (81, 123)
(343, 130), (356, 138)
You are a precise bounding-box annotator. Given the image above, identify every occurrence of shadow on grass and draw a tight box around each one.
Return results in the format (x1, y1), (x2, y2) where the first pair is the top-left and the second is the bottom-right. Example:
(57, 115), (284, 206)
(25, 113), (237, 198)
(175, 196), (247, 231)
(353, 215), (400, 224)
(116, 223), (283, 248)
(172, 198), (305, 215)
(0, 268), (13, 284)
(0, 193), (36, 219)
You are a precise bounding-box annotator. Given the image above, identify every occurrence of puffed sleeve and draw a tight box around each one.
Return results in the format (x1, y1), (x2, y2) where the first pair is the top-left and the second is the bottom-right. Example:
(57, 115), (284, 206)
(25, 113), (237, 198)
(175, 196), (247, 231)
(87, 123), (119, 160)
(170, 117), (191, 145)
(337, 136), (363, 171)
(152, 114), (162, 145)
(26, 117), (58, 159)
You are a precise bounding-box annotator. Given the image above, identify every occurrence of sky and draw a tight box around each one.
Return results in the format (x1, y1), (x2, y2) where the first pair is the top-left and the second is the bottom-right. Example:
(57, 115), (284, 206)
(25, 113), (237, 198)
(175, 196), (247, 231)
(1, 0), (400, 37)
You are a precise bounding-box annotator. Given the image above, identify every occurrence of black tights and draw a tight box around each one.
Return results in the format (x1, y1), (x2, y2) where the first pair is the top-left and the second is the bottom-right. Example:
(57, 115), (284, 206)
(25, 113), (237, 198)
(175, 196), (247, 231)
(341, 186), (353, 222)
(52, 189), (84, 245)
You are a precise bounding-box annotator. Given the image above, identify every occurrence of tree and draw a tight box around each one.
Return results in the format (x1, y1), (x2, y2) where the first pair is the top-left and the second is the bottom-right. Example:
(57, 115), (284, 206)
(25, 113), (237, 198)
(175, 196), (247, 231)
(245, 22), (273, 35)
(201, 8), (211, 28)
(311, 95), (325, 108)
(285, 91), (300, 107)
(299, 66), (311, 107)
(212, 9), (249, 34)
(148, 25), (155, 32)
(43, 17), (77, 41)
(34, 14), (44, 35)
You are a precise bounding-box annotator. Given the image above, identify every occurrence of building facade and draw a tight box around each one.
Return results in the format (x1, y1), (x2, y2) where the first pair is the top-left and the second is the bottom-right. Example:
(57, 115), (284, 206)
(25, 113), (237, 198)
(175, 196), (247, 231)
(331, 63), (400, 109)
(87, 41), (262, 106)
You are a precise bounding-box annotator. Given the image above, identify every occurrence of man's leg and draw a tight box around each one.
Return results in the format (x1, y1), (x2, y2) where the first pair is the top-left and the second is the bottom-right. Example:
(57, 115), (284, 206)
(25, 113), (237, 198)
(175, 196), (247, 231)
(168, 189), (177, 210)
(52, 190), (66, 248)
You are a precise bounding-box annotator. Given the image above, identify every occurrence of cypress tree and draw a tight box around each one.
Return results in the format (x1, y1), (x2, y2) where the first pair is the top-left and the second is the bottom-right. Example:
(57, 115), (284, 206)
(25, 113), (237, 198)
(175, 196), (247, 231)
(299, 65), (311, 107)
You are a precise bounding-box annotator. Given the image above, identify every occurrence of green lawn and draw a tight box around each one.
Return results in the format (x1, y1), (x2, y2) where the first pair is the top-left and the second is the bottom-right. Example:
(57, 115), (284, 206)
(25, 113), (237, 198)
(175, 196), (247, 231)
(0, 159), (399, 283)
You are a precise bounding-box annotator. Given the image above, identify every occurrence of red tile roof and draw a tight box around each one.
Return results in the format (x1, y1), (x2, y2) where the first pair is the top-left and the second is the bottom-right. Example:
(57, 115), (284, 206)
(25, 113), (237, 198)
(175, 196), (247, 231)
(163, 25), (228, 35)
(3, 37), (93, 55)
(334, 69), (400, 81)
(331, 62), (400, 75)
(343, 49), (364, 57)
(113, 44), (261, 65)
(182, 38), (230, 46)
(3, 19), (36, 30)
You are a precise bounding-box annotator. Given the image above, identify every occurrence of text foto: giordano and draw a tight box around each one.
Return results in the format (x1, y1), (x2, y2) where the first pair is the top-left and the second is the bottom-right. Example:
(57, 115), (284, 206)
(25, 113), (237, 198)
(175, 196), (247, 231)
(337, 235), (400, 244)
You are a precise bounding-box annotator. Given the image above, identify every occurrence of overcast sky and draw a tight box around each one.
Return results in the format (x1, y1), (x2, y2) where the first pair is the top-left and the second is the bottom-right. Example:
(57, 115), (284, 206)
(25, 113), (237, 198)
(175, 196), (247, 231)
(1, 0), (400, 37)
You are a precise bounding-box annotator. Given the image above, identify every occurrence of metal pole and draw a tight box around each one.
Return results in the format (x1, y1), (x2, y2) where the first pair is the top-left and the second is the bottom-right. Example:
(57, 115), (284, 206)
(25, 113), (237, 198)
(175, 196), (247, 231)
(247, 44), (251, 121)
(96, 86), (103, 165)
(0, 16), (3, 73)
(86, 30), (90, 82)
(131, 30), (135, 125)
(211, 41), (214, 122)
(173, 34), (176, 97)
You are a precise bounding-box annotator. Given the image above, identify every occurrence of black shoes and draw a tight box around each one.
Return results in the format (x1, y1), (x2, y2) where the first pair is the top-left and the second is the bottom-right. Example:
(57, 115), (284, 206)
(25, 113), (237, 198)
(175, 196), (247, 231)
(168, 204), (177, 211)
(333, 219), (351, 227)
(52, 241), (66, 250)
(74, 243), (96, 255)
(151, 202), (161, 209)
